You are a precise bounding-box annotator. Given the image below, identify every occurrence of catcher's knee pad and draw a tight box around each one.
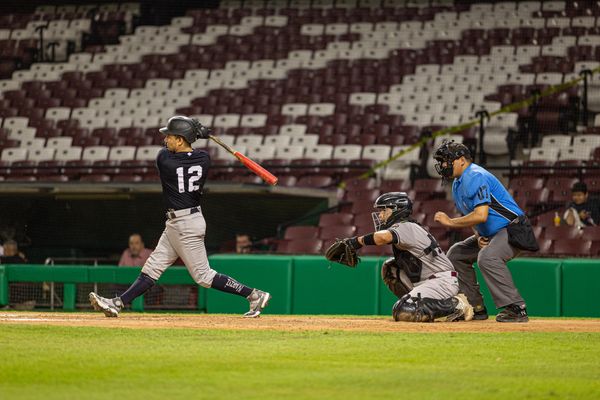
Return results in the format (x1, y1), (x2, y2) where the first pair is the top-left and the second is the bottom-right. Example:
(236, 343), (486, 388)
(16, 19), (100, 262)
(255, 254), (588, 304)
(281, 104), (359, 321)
(419, 297), (460, 322)
(392, 295), (422, 322)
(382, 258), (413, 299)
(393, 296), (459, 323)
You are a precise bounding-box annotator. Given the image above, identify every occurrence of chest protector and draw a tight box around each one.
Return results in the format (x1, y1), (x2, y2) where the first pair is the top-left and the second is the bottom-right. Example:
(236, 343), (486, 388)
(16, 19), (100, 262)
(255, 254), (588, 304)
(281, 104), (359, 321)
(392, 231), (441, 283)
(392, 247), (422, 283)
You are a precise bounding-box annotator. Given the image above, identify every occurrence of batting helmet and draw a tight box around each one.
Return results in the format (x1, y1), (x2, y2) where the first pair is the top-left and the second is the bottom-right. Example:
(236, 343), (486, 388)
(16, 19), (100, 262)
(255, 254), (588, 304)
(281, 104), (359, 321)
(372, 191), (413, 230)
(159, 116), (208, 144)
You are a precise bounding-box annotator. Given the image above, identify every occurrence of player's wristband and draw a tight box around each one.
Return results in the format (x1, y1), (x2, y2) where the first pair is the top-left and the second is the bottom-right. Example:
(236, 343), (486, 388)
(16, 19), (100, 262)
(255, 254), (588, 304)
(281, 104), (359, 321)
(388, 230), (400, 244)
(362, 233), (376, 246)
(347, 236), (363, 249)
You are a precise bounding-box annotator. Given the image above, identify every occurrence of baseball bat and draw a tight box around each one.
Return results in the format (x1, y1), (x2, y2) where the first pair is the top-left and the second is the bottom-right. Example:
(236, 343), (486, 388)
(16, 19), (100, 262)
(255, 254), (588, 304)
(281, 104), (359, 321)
(208, 135), (278, 186)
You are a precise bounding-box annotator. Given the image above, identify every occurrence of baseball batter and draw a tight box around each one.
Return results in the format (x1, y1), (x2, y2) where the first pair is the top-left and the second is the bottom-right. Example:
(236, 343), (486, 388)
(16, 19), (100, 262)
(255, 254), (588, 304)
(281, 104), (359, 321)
(89, 116), (271, 318)
(340, 192), (473, 322)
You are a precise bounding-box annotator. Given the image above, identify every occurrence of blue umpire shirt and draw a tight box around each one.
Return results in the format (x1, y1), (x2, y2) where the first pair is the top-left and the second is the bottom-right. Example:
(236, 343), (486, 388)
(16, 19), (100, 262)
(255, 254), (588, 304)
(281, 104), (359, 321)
(452, 163), (524, 237)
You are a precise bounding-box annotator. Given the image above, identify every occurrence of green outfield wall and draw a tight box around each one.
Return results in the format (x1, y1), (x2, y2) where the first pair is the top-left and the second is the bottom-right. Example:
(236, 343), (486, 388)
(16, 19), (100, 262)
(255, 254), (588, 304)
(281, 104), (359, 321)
(0, 256), (598, 317)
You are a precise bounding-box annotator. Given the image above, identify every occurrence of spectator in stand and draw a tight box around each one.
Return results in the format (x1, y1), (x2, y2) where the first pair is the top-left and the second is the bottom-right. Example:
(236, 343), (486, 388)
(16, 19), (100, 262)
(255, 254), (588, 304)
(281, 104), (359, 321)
(118, 234), (153, 266)
(235, 233), (254, 254)
(0, 240), (27, 264)
(563, 182), (600, 228)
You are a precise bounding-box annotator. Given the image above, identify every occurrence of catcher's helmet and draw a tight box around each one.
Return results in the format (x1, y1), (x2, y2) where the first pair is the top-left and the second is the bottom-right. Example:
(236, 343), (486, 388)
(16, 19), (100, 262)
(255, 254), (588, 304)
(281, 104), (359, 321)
(159, 115), (206, 144)
(433, 140), (471, 179)
(372, 191), (413, 231)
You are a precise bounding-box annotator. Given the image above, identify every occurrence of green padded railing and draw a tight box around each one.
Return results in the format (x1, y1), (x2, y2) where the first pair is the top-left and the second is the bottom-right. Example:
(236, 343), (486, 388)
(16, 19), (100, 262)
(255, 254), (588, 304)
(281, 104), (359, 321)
(0, 256), (598, 316)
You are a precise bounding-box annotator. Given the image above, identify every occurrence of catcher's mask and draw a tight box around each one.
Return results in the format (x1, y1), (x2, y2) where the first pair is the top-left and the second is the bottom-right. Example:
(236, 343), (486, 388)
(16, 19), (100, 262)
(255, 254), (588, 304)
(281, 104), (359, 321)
(433, 140), (471, 184)
(159, 115), (209, 145)
(372, 192), (413, 231)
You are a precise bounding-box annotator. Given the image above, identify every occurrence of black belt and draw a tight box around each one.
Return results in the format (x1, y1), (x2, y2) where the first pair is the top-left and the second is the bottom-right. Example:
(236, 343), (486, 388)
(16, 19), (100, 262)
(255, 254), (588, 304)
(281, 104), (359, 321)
(166, 206), (200, 220)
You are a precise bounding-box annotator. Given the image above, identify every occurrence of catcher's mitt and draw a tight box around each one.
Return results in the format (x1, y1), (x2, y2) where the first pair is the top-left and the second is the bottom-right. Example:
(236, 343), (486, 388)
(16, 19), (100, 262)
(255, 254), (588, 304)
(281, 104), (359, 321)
(325, 238), (360, 268)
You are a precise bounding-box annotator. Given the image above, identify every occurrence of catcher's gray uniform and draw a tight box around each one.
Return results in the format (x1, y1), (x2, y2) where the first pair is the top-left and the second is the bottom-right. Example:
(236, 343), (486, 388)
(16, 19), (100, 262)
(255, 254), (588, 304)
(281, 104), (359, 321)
(387, 221), (459, 300)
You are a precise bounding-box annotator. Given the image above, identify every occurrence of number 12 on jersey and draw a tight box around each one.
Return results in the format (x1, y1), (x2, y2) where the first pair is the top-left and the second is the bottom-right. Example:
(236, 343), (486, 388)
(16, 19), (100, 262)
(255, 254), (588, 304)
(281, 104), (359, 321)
(176, 166), (203, 193)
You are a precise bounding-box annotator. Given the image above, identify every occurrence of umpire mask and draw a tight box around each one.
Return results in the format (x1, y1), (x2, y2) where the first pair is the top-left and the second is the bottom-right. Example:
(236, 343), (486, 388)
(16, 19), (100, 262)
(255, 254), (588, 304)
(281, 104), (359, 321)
(372, 192), (413, 231)
(433, 140), (471, 185)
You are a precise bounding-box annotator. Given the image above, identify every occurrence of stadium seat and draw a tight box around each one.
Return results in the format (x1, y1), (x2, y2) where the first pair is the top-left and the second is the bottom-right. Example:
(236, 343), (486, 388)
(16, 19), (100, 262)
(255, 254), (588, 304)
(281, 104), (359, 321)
(1, 148), (28, 163)
(136, 146), (162, 160)
(297, 175), (333, 188)
(553, 239), (592, 256)
(279, 238), (323, 254)
(319, 225), (357, 240)
(284, 226), (320, 240)
(344, 189), (380, 203)
(543, 226), (582, 241)
(318, 213), (354, 227)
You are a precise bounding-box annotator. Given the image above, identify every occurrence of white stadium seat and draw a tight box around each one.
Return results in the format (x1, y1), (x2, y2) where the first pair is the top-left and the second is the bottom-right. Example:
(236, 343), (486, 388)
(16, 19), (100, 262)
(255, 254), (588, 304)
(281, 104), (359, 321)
(28, 148), (56, 162)
(54, 147), (83, 162)
(1, 148), (28, 163)
(82, 146), (110, 162)
(136, 146), (162, 161)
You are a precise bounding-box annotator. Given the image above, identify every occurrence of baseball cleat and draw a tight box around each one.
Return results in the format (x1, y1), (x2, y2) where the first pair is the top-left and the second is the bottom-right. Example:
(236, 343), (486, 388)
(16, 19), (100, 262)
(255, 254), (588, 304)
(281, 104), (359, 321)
(473, 305), (489, 320)
(89, 292), (123, 318)
(442, 293), (474, 322)
(244, 289), (271, 318)
(496, 304), (529, 323)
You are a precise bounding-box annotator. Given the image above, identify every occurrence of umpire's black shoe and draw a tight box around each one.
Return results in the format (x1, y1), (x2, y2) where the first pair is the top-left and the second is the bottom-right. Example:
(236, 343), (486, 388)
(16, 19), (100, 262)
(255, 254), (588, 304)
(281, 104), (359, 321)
(496, 304), (529, 323)
(473, 305), (489, 321)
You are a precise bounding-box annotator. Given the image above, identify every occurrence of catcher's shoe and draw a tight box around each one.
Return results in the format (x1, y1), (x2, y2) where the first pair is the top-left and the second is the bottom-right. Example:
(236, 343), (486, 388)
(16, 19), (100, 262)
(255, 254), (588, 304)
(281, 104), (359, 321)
(496, 304), (529, 323)
(89, 292), (123, 318)
(243, 289), (271, 318)
(443, 293), (474, 322)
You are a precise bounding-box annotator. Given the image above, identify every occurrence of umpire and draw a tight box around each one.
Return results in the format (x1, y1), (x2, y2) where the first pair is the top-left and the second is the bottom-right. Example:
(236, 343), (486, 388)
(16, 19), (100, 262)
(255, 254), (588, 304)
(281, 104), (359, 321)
(432, 141), (530, 323)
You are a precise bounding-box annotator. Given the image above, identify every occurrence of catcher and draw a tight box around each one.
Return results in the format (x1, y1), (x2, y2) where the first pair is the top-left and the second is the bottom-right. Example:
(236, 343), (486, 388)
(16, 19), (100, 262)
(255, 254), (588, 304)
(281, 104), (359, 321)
(325, 192), (473, 322)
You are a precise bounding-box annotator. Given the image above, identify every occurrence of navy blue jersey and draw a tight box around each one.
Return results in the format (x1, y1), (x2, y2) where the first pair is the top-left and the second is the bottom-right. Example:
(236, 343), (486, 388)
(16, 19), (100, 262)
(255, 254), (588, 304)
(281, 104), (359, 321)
(156, 148), (210, 210)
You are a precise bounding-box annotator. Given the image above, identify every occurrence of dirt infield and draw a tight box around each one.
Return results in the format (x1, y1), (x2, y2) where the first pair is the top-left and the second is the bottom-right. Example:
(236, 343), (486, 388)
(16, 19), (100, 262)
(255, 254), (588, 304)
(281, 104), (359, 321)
(1, 312), (600, 332)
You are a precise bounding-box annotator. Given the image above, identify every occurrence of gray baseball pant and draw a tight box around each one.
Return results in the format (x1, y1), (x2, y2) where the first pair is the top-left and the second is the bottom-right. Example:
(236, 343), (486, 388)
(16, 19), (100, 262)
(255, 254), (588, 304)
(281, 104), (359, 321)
(409, 275), (459, 301)
(446, 228), (525, 309)
(142, 211), (217, 288)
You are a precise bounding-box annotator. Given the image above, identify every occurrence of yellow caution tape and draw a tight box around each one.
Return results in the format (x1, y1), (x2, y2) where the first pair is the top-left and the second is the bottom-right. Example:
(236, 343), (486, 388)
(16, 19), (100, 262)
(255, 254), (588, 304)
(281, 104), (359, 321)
(339, 65), (600, 189)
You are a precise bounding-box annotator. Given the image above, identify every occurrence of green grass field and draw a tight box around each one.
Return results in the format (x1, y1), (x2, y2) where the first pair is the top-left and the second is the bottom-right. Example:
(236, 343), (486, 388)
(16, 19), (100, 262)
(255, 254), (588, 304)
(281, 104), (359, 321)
(1, 323), (600, 400)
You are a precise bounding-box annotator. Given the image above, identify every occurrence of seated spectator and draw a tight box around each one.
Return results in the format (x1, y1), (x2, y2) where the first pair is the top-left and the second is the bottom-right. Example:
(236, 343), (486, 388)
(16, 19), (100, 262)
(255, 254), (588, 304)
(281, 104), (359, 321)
(563, 182), (600, 228)
(118, 233), (152, 266)
(0, 240), (27, 264)
(235, 233), (254, 254)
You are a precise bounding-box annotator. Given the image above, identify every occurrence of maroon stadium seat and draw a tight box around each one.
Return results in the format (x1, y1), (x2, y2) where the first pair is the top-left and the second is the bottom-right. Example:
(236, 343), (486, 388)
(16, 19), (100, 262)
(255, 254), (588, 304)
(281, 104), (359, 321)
(344, 189), (380, 203)
(553, 239), (592, 256)
(318, 213), (354, 227)
(80, 174), (111, 183)
(420, 199), (457, 215)
(509, 177), (545, 192)
(276, 175), (298, 187)
(278, 238), (323, 254)
(515, 188), (550, 207)
(413, 178), (445, 199)
(543, 226), (582, 241)
(319, 225), (357, 240)
(546, 177), (578, 194)
(380, 179), (409, 192)
(284, 226), (320, 240)
(297, 175), (333, 188)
